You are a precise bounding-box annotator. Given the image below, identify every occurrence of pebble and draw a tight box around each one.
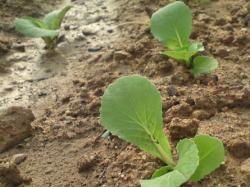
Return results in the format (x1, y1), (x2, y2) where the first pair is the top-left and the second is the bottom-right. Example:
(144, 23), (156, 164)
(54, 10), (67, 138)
(167, 85), (179, 96)
(11, 154), (27, 165)
(113, 51), (131, 61)
(192, 109), (210, 120)
(88, 46), (102, 52)
(77, 154), (97, 172)
(228, 139), (250, 158)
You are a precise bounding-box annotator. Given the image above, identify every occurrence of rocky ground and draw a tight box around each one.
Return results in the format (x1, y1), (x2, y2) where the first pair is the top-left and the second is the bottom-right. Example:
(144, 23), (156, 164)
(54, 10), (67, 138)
(0, 0), (250, 186)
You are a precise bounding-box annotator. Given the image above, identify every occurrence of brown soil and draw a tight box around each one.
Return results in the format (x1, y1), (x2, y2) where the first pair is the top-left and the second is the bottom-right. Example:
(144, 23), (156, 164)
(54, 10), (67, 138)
(0, 0), (250, 186)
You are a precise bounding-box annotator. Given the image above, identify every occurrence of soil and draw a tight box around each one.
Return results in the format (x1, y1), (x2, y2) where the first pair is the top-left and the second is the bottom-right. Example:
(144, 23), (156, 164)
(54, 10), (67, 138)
(0, 0), (250, 186)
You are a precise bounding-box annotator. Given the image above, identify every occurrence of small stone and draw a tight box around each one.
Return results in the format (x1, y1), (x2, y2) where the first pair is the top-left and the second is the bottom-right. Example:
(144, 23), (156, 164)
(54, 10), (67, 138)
(61, 95), (71, 104)
(4, 86), (14, 92)
(168, 102), (193, 118)
(198, 13), (210, 22)
(167, 85), (179, 96)
(157, 60), (174, 74)
(38, 91), (47, 97)
(169, 118), (199, 141)
(77, 154), (97, 172)
(82, 26), (97, 36)
(11, 154), (27, 165)
(62, 131), (77, 140)
(114, 51), (131, 61)
(64, 25), (70, 30)
(69, 25), (79, 30)
(215, 48), (229, 58)
(107, 29), (114, 33)
(170, 66), (191, 85)
(220, 35), (234, 45)
(227, 139), (250, 158)
(0, 161), (31, 186)
(75, 33), (86, 41)
(192, 109), (210, 120)
(88, 46), (102, 52)
(215, 18), (227, 26)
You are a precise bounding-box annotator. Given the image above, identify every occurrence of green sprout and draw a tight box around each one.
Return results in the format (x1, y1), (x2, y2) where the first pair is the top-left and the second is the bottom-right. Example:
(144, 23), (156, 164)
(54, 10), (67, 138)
(15, 6), (72, 49)
(151, 1), (218, 77)
(100, 75), (224, 187)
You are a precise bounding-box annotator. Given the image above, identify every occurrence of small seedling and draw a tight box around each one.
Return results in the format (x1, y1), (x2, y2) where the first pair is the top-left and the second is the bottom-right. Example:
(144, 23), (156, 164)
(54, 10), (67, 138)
(151, 1), (218, 76)
(100, 75), (224, 187)
(15, 6), (72, 49)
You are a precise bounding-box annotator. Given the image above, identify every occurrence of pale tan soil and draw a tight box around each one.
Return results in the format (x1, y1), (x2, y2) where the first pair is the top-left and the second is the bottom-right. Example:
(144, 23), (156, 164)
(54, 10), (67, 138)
(0, 0), (250, 186)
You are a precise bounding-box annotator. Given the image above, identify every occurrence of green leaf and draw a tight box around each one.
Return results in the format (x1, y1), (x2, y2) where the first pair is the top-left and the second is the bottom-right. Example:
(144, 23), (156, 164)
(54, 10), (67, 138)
(152, 166), (172, 179)
(163, 48), (196, 62)
(189, 42), (204, 52)
(43, 6), (72, 30)
(151, 1), (192, 49)
(191, 56), (218, 77)
(15, 18), (59, 38)
(100, 75), (174, 165)
(163, 42), (204, 62)
(190, 135), (225, 181)
(21, 16), (48, 29)
(141, 139), (199, 187)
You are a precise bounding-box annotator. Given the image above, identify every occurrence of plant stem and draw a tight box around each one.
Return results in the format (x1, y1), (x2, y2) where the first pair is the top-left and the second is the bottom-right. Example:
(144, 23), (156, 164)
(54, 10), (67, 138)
(155, 143), (176, 168)
(144, 127), (176, 168)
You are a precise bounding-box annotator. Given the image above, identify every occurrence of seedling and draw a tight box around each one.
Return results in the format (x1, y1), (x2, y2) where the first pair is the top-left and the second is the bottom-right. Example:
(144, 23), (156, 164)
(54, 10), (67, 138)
(100, 75), (224, 187)
(151, 1), (218, 77)
(15, 6), (72, 49)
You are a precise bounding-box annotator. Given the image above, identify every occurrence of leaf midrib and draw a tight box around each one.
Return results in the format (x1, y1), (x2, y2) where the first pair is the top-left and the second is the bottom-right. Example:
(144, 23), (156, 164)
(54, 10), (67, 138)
(199, 143), (221, 162)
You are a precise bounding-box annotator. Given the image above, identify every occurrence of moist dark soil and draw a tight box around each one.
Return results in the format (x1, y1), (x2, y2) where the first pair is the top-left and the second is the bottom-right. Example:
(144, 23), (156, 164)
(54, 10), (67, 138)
(0, 0), (250, 186)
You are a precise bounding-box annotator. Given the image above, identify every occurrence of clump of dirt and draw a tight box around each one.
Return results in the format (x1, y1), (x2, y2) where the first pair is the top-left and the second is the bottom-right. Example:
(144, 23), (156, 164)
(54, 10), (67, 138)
(0, 0), (250, 186)
(0, 160), (31, 187)
(0, 106), (34, 153)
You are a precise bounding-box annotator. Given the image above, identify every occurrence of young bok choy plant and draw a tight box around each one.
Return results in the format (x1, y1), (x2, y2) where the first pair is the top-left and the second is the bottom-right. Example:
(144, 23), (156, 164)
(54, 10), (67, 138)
(151, 1), (218, 77)
(15, 6), (72, 49)
(100, 75), (224, 187)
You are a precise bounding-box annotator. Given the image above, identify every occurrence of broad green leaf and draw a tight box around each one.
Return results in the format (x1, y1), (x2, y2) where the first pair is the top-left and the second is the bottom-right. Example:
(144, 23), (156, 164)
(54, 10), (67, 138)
(152, 166), (172, 179)
(43, 6), (72, 30)
(191, 56), (218, 76)
(100, 75), (173, 165)
(163, 42), (204, 62)
(15, 18), (59, 38)
(141, 139), (199, 187)
(151, 1), (192, 49)
(190, 135), (224, 181)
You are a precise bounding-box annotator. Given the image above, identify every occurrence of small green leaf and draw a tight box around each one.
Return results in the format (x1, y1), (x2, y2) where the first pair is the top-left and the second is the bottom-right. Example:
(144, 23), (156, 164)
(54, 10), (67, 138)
(163, 48), (196, 62)
(100, 75), (174, 165)
(163, 42), (204, 62)
(21, 16), (48, 29)
(44, 6), (72, 30)
(15, 18), (59, 38)
(190, 135), (225, 181)
(141, 139), (199, 187)
(191, 56), (218, 77)
(189, 42), (204, 52)
(151, 1), (192, 49)
(151, 166), (172, 179)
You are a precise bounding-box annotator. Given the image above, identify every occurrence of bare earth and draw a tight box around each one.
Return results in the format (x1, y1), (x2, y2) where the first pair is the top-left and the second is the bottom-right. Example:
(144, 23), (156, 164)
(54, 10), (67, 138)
(0, 0), (250, 186)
